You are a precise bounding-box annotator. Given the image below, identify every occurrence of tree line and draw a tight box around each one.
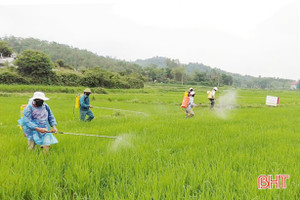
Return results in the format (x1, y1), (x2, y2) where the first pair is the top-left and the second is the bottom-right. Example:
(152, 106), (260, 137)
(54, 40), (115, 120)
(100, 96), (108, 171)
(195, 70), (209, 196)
(0, 37), (233, 87)
(138, 57), (294, 89)
(0, 36), (295, 89)
(142, 62), (233, 87)
(0, 48), (143, 88)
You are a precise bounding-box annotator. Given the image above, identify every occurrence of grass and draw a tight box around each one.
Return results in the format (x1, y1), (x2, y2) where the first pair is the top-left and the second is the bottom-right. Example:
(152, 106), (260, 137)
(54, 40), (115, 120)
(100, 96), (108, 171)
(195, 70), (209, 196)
(0, 85), (300, 199)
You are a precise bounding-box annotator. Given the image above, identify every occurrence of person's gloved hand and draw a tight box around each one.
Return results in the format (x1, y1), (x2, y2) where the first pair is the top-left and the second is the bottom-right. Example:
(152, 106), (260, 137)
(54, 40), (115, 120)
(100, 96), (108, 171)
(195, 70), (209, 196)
(35, 127), (48, 133)
(51, 126), (58, 133)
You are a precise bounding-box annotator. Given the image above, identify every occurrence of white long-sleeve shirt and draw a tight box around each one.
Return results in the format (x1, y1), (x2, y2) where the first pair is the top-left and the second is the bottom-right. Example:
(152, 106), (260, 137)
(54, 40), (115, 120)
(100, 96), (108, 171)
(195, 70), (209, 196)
(211, 90), (216, 98)
(188, 96), (197, 107)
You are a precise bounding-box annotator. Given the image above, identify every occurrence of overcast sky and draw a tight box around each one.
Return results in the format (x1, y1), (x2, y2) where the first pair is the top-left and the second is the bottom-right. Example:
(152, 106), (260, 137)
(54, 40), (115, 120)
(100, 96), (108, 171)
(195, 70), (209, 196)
(0, 0), (299, 80)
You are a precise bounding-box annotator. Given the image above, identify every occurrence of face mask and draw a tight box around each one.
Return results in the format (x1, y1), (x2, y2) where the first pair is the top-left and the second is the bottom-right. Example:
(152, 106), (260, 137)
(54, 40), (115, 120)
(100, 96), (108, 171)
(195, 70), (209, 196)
(85, 93), (91, 96)
(34, 100), (44, 107)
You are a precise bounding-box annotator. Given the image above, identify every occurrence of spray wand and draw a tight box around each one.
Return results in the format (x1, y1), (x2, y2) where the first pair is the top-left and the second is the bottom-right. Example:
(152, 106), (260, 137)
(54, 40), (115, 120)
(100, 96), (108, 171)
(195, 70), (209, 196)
(49, 130), (120, 139)
(92, 106), (148, 116)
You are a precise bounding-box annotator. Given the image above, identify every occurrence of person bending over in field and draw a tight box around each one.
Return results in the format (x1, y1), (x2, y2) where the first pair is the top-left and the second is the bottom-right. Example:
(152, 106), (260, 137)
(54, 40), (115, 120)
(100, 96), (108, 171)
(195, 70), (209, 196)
(185, 90), (200, 118)
(79, 88), (94, 121)
(18, 92), (58, 152)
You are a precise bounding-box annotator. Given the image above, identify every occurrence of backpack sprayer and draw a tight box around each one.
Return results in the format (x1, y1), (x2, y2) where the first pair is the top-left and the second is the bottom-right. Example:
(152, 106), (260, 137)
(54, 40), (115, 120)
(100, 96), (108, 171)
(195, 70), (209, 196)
(180, 90), (204, 113)
(19, 104), (27, 130)
(207, 90), (213, 99)
(73, 94), (82, 118)
(181, 91), (189, 109)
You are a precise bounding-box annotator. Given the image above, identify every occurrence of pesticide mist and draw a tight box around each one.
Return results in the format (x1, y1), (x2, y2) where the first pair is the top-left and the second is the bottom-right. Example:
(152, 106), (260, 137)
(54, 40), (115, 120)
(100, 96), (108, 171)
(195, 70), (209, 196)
(108, 133), (135, 152)
(214, 90), (237, 119)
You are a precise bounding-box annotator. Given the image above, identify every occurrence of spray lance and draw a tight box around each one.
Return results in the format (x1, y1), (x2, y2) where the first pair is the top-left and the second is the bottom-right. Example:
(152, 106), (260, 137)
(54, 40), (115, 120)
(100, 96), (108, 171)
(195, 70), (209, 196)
(92, 106), (148, 116)
(49, 130), (121, 140)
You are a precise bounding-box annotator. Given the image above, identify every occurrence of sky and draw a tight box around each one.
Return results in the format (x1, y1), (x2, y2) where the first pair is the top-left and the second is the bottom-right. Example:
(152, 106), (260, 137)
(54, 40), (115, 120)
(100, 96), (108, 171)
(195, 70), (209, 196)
(0, 0), (299, 80)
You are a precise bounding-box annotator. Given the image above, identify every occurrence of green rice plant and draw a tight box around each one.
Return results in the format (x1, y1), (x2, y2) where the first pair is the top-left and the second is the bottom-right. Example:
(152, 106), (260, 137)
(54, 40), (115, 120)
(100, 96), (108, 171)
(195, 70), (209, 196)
(0, 85), (300, 199)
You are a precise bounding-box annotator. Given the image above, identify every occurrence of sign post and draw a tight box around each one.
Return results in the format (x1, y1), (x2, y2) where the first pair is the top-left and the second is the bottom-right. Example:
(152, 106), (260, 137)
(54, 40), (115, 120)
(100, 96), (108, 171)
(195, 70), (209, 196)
(266, 96), (279, 106)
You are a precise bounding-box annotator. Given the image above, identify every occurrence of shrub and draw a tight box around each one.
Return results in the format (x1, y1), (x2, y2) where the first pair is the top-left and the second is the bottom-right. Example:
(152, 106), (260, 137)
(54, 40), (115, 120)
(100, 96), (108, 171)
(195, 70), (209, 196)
(55, 72), (82, 86)
(15, 50), (54, 84)
(81, 70), (131, 88)
(0, 71), (29, 84)
(126, 77), (144, 88)
(0, 41), (13, 57)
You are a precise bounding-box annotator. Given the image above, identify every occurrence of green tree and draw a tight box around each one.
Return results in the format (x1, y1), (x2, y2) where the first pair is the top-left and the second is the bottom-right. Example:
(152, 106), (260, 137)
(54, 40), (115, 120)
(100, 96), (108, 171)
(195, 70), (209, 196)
(0, 41), (13, 57)
(55, 59), (65, 67)
(194, 71), (207, 82)
(258, 79), (269, 89)
(143, 65), (166, 82)
(165, 67), (173, 79)
(166, 58), (180, 69)
(2, 36), (143, 73)
(55, 59), (74, 70)
(221, 74), (233, 85)
(172, 66), (186, 84)
(16, 50), (54, 83)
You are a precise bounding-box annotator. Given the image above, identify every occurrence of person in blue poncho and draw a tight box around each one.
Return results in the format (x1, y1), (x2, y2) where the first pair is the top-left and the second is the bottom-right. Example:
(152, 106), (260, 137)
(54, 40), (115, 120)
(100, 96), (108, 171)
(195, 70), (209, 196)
(19, 92), (58, 152)
(79, 88), (94, 121)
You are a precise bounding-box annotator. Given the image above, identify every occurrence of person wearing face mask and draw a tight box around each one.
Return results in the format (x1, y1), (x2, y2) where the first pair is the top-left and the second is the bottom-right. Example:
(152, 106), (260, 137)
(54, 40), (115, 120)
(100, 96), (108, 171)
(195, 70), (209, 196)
(18, 92), (58, 152)
(79, 88), (94, 121)
(185, 90), (200, 118)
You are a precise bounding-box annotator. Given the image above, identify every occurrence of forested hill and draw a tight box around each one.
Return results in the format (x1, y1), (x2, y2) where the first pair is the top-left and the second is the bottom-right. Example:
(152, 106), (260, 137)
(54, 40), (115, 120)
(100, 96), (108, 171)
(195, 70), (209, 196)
(136, 57), (211, 73)
(134, 57), (294, 89)
(1, 36), (294, 89)
(136, 56), (168, 68)
(1, 36), (142, 74)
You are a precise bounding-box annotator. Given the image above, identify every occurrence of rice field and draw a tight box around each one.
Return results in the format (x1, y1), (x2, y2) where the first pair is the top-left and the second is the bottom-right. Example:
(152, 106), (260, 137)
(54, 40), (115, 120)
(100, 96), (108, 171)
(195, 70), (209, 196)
(0, 85), (300, 199)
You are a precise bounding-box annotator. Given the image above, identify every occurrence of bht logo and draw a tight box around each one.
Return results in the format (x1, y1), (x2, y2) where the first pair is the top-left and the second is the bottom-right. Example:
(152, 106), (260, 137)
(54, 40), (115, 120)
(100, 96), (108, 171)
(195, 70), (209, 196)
(258, 175), (290, 189)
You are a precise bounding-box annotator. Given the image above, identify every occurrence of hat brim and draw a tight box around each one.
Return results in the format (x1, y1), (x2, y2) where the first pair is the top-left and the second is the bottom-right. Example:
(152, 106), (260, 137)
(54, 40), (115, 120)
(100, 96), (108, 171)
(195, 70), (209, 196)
(29, 97), (50, 101)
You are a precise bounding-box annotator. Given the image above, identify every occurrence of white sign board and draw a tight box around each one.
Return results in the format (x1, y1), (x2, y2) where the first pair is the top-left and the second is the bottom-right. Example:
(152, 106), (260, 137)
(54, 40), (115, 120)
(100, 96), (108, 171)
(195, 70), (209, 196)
(266, 96), (279, 106)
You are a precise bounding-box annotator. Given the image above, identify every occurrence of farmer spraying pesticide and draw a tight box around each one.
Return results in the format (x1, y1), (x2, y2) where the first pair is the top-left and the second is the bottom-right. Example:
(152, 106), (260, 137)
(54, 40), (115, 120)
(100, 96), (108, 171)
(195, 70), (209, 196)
(181, 88), (200, 118)
(207, 87), (218, 109)
(181, 88), (193, 109)
(80, 88), (94, 121)
(18, 92), (58, 152)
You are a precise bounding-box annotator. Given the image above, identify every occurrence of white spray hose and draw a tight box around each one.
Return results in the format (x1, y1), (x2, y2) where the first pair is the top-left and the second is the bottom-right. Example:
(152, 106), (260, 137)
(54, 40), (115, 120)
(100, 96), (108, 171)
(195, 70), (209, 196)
(54, 131), (120, 139)
(92, 106), (148, 116)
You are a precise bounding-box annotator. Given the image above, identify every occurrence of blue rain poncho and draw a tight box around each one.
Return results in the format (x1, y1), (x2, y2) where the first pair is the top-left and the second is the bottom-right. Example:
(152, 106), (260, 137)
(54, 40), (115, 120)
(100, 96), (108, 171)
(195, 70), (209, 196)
(18, 103), (58, 146)
(79, 94), (94, 121)
(79, 94), (90, 111)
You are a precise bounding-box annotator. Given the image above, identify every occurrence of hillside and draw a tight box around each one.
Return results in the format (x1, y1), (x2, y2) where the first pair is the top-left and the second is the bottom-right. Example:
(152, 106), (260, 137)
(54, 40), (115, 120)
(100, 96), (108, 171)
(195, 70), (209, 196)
(0, 36), (294, 89)
(1, 36), (142, 74)
(136, 57), (212, 73)
(134, 57), (293, 89)
(136, 56), (168, 68)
